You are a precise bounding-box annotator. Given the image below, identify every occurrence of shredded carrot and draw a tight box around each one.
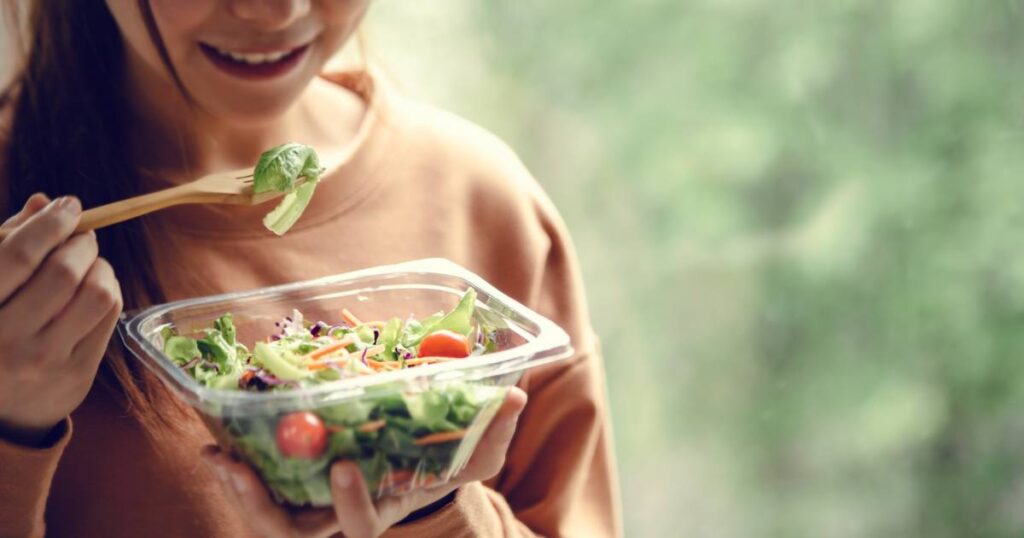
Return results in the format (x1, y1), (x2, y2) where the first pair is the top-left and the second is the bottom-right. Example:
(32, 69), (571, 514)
(385, 469), (419, 493)
(305, 336), (354, 361)
(306, 341), (385, 371)
(364, 344), (387, 356)
(357, 419), (386, 433)
(414, 430), (467, 446)
(361, 345), (385, 360)
(341, 308), (362, 327)
(307, 359), (344, 371)
(404, 356), (462, 366)
(386, 469), (416, 485)
(326, 425), (345, 433)
(366, 360), (402, 373)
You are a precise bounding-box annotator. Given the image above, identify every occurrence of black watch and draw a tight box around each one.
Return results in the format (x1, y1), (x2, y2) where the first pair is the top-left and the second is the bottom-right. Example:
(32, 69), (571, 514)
(397, 489), (458, 525)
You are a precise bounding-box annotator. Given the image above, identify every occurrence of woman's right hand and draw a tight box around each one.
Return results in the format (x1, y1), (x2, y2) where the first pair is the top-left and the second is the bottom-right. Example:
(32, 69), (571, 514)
(0, 194), (123, 446)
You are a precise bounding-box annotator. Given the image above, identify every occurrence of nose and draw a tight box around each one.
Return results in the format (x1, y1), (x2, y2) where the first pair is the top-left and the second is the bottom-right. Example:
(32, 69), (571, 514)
(227, 0), (310, 30)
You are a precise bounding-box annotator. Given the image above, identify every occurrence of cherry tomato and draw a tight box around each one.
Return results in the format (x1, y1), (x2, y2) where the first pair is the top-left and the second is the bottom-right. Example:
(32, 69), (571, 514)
(418, 329), (471, 358)
(275, 412), (328, 459)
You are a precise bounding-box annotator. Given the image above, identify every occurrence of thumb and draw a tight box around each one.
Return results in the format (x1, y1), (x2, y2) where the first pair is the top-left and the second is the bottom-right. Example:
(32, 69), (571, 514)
(330, 461), (379, 538)
(2, 193), (52, 230)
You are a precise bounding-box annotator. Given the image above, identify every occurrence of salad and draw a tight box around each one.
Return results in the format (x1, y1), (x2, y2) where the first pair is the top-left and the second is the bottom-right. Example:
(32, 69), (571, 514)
(250, 142), (324, 235)
(160, 289), (510, 505)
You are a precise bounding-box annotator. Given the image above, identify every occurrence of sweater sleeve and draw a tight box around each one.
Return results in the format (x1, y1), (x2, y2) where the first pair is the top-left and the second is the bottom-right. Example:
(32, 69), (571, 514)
(0, 418), (72, 538)
(383, 482), (533, 537)
(385, 183), (623, 537)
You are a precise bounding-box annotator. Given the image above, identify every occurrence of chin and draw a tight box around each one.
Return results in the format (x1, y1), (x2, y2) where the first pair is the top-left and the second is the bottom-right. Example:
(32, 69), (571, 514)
(181, 48), (326, 127)
(198, 90), (305, 126)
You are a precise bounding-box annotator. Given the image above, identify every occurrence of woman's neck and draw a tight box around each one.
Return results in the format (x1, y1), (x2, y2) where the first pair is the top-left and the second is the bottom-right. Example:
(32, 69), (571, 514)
(123, 61), (365, 184)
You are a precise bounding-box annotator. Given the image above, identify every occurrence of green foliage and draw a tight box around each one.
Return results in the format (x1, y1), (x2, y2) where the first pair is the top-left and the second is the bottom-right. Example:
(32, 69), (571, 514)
(367, 2), (1024, 536)
(252, 142), (323, 235)
(252, 142), (321, 194)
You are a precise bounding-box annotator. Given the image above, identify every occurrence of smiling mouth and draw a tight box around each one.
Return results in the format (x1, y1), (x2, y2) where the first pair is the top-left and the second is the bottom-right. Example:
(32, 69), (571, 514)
(199, 42), (311, 80)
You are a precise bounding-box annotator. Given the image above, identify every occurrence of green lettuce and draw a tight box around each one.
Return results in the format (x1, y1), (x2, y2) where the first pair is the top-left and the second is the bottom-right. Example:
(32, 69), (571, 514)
(379, 317), (403, 359)
(253, 342), (311, 381)
(163, 336), (199, 365)
(402, 390), (456, 431)
(164, 314), (246, 388)
(252, 143), (324, 236)
(402, 289), (478, 348)
(262, 180), (319, 236)
(214, 313), (237, 346)
(252, 143), (321, 194)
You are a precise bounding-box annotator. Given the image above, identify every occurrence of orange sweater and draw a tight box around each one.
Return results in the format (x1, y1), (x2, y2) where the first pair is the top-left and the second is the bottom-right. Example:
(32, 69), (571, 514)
(0, 71), (621, 538)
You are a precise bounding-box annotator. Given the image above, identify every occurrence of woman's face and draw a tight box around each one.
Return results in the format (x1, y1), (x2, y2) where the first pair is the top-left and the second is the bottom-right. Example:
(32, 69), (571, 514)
(106, 0), (369, 124)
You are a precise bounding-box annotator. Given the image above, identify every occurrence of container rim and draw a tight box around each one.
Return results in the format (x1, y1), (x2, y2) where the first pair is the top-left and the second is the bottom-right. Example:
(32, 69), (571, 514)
(117, 258), (573, 407)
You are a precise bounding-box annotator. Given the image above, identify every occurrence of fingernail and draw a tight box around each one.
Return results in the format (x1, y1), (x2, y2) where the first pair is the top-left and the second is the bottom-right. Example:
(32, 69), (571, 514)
(333, 466), (352, 488)
(55, 196), (81, 215)
(26, 193), (49, 208)
(231, 473), (248, 494)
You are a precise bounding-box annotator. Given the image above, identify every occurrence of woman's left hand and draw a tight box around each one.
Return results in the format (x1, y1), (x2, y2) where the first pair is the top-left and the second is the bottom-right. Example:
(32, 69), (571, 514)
(201, 387), (527, 538)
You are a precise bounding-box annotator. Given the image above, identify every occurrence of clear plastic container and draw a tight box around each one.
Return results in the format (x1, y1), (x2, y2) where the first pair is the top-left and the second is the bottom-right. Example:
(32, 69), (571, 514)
(118, 258), (572, 507)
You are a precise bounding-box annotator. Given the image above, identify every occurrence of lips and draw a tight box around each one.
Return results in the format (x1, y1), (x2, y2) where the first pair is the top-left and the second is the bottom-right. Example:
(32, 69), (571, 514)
(199, 42), (311, 80)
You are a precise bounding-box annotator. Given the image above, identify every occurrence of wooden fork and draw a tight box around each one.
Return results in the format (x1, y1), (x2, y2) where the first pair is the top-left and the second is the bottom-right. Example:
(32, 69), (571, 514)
(0, 153), (342, 240)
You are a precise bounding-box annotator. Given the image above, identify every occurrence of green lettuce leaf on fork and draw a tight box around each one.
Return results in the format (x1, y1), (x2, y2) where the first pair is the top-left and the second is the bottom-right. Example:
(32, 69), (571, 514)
(252, 142), (324, 235)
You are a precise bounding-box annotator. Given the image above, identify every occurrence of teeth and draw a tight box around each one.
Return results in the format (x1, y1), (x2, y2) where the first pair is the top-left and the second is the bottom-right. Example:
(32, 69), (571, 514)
(214, 46), (294, 65)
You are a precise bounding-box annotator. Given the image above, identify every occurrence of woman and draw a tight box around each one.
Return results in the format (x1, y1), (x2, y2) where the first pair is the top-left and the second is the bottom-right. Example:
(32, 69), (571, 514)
(0, 1), (620, 537)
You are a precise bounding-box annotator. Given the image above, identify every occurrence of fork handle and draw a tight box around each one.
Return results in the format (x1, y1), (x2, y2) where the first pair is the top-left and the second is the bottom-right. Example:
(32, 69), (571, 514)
(75, 182), (221, 230)
(0, 183), (233, 241)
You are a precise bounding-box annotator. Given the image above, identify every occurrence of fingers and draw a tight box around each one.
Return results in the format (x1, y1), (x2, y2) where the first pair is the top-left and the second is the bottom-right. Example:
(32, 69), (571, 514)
(0, 196), (82, 304)
(203, 447), (298, 537)
(330, 462), (381, 538)
(47, 257), (121, 353)
(1, 193), (50, 230)
(370, 470), (461, 531)
(67, 273), (123, 376)
(1, 231), (100, 337)
(499, 386), (529, 421)
(457, 387), (527, 482)
(201, 446), (339, 538)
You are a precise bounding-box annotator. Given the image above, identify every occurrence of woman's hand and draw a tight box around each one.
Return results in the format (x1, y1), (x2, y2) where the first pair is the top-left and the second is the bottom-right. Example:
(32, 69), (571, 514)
(0, 194), (124, 446)
(202, 387), (528, 538)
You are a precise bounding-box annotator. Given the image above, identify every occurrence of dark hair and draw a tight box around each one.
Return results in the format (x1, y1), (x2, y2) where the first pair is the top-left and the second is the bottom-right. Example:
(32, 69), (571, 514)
(2, 1), (189, 426)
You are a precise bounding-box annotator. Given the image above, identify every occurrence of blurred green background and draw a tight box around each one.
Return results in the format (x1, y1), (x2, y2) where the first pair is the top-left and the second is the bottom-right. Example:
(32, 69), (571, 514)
(364, 1), (1024, 537)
